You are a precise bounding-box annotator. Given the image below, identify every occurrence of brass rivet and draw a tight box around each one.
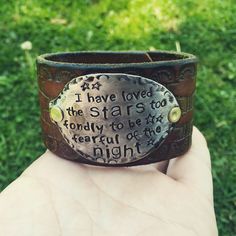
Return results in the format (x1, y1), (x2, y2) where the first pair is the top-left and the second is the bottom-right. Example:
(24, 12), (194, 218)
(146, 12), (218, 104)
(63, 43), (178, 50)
(50, 106), (63, 122)
(168, 106), (181, 123)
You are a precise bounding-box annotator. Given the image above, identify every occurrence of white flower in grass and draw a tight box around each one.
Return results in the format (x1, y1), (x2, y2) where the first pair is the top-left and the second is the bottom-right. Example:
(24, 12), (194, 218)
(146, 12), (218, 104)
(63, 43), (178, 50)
(50, 18), (67, 25)
(149, 46), (156, 51)
(20, 41), (32, 50)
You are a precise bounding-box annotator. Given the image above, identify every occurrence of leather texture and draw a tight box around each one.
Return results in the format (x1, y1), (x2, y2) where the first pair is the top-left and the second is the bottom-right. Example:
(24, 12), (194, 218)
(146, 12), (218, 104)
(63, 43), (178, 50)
(37, 51), (198, 166)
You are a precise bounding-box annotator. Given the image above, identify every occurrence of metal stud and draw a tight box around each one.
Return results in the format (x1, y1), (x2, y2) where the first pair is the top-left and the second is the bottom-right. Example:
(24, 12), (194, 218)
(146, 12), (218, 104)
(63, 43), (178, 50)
(50, 106), (63, 122)
(168, 106), (181, 123)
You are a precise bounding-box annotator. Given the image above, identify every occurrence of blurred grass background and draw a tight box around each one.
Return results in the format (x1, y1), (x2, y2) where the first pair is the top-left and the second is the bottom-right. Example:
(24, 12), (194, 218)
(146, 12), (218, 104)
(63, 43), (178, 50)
(0, 0), (235, 234)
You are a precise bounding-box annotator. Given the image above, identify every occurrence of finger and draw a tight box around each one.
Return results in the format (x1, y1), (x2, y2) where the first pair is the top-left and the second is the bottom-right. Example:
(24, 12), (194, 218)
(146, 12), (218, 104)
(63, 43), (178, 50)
(166, 126), (213, 201)
(129, 160), (169, 173)
(154, 160), (169, 173)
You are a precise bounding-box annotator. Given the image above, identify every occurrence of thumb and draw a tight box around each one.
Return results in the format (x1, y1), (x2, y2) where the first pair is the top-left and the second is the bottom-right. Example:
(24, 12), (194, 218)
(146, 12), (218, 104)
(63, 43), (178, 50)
(166, 126), (213, 202)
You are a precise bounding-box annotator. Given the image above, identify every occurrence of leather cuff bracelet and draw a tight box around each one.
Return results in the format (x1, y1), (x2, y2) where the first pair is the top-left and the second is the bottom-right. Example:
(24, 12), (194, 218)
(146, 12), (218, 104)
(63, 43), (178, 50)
(37, 51), (198, 167)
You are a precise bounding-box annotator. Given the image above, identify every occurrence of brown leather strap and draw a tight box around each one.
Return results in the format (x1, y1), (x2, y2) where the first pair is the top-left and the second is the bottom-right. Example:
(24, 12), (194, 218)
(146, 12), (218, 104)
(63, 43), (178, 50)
(37, 51), (197, 166)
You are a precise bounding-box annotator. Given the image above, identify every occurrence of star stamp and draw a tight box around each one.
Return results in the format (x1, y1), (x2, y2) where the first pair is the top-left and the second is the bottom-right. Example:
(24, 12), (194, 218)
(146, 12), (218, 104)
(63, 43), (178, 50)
(91, 81), (102, 90)
(81, 82), (90, 91)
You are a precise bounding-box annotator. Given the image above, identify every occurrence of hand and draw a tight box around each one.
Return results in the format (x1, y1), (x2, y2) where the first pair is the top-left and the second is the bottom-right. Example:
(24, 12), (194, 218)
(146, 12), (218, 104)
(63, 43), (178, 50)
(0, 127), (218, 236)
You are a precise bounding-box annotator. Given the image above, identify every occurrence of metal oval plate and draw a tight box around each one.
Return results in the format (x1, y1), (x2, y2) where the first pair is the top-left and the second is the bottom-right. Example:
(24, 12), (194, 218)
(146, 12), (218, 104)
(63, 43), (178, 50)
(49, 73), (181, 164)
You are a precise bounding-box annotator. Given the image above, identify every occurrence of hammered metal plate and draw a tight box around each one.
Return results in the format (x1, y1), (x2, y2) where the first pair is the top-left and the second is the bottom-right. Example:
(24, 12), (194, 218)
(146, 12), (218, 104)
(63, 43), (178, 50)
(49, 73), (180, 164)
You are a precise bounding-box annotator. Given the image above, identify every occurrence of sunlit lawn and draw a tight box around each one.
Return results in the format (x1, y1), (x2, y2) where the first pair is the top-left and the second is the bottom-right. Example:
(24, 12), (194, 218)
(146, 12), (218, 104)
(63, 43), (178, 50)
(0, 1), (235, 235)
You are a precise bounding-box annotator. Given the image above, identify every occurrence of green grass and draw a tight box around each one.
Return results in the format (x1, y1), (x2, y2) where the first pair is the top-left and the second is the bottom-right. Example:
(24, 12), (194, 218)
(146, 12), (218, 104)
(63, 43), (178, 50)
(0, 0), (235, 234)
